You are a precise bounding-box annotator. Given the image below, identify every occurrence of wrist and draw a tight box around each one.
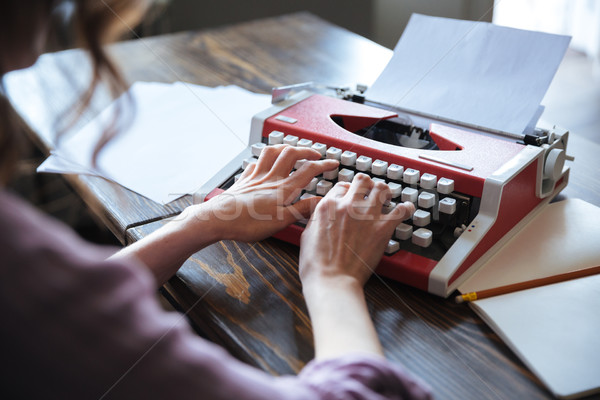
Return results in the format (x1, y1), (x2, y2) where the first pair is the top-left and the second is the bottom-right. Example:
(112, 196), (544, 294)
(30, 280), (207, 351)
(301, 266), (383, 359)
(177, 204), (224, 250)
(302, 271), (365, 302)
(300, 255), (370, 293)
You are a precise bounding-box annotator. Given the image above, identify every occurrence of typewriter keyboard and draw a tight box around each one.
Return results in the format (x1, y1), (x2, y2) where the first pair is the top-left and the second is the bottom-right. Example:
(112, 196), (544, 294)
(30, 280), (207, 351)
(224, 132), (479, 262)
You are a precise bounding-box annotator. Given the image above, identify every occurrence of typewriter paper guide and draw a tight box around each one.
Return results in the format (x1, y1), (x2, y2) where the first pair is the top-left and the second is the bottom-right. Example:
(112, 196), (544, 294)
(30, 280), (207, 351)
(366, 14), (570, 135)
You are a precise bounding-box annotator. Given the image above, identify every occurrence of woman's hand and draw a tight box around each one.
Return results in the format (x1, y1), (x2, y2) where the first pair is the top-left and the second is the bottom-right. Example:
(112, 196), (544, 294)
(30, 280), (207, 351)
(298, 174), (414, 359)
(299, 174), (415, 289)
(199, 144), (338, 243)
(114, 144), (337, 286)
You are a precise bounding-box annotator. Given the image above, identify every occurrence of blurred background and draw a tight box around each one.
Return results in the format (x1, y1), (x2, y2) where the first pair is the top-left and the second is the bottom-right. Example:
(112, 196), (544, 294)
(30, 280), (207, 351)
(33, 0), (600, 151)
(140, 0), (599, 60)
(139, 0), (495, 50)
(137, 0), (599, 144)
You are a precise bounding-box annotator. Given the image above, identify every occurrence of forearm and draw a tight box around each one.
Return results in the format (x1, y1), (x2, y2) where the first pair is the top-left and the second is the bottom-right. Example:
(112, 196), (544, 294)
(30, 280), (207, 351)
(303, 277), (384, 360)
(110, 205), (221, 286)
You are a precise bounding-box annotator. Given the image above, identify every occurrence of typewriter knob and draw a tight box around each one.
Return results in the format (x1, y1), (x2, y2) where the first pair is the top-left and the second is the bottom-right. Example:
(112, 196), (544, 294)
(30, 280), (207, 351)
(543, 148), (566, 181)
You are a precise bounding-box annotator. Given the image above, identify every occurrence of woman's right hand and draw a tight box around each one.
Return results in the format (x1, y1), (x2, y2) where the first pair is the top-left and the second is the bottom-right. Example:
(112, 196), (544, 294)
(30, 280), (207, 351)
(298, 174), (414, 359)
(298, 173), (415, 289)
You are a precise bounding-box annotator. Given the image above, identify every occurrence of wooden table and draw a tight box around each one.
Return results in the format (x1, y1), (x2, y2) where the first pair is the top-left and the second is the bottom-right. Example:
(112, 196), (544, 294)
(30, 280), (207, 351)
(22, 13), (600, 399)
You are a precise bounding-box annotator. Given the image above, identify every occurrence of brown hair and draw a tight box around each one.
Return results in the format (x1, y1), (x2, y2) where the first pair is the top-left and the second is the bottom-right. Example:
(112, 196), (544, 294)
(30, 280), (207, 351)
(0, 0), (151, 184)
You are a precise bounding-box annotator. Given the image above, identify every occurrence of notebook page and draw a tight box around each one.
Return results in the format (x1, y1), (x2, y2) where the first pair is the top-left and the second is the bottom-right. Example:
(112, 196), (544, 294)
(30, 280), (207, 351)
(471, 275), (600, 399)
(459, 198), (600, 292)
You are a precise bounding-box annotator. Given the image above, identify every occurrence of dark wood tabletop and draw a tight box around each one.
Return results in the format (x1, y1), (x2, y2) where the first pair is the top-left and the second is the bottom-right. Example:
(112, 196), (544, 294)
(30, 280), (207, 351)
(24, 12), (600, 400)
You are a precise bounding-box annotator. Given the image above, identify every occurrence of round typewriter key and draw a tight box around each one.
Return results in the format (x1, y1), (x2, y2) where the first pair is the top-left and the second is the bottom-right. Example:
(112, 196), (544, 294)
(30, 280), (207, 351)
(387, 164), (404, 181)
(372, 159), (388, 176)
(251, 142), (266, 157)
(420, 173), (437, 189)
(418, 192), (436, 209)
(297, 138), (313, 148)
(385, 239), (400, 255)
(388, 182), (402, 198)
(403, 168), (420, 184)
(283, 135), (299, 146)
(268, 130), (284, 145)
(316, 180), (333, 195)
(311, 142), (327, 157)
(242, 157), (257, 170)
(356, 156), (372, 172)
(395, 223), (413, 240)
(401, 187), (418, 203)
(412, 209), (431, 227)
(437, 178), (455, 194)
(338, 168), (354, 182)
(412, 228), (433, 247)
(326, 147), (342, 160)
(341, 151), (357, 166)
(439, 197), (457, 214)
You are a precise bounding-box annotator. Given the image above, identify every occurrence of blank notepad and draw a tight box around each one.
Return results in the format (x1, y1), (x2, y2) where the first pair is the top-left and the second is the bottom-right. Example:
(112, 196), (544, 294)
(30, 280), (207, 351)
(471, 275), (600, 399)
(459, 198), (600, 399)
(460, 199), (600, 292)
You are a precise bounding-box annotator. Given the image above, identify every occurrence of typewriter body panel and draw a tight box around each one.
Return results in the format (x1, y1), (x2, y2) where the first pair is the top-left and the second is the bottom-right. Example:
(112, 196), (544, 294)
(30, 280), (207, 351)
(198, 91), (570, 297)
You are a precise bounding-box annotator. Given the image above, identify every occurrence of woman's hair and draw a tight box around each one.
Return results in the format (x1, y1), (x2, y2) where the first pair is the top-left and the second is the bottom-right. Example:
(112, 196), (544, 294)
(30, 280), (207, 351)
(0, 0), (151, 184)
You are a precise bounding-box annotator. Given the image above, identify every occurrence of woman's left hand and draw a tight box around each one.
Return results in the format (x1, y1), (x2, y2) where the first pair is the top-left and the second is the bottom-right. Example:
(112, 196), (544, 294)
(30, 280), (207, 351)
(197, 144), (338, 243)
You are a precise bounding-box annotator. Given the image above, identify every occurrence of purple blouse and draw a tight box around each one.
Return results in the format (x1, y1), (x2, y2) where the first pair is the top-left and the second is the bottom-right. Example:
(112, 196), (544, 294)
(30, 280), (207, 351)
(0, 189), (432, 399)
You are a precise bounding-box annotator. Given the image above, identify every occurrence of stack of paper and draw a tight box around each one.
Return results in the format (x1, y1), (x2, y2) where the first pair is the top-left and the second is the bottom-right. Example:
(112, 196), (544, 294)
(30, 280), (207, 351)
(4, 52), (271, 204)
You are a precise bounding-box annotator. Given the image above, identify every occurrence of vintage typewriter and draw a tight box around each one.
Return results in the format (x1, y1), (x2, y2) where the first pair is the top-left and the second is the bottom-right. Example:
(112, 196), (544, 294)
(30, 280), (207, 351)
(194, 83), (571, 297)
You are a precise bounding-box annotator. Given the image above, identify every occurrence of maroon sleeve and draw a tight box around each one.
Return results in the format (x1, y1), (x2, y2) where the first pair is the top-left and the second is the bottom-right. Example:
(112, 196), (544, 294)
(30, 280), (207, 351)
(0, 190), (432, 400)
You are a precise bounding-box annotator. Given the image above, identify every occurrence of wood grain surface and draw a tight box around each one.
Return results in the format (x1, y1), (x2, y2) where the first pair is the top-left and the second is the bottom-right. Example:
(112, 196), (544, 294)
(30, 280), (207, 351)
(127, 219), (553, 399)
(28, 12), (600, 399)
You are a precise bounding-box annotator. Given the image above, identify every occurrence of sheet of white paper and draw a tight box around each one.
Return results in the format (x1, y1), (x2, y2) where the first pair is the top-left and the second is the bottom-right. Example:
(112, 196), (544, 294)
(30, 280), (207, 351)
(2, 50), (113, 147)
(38, 154), (99, 176)
(43, 82), (270, 204)
(471, 275), (600, 399)
(366, 14), (570, 135)
(459, 199), (600, 292)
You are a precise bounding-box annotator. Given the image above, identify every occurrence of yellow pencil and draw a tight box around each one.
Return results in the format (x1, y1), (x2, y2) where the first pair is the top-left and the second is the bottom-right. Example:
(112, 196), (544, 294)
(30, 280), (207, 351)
(455, 265), (600, 303)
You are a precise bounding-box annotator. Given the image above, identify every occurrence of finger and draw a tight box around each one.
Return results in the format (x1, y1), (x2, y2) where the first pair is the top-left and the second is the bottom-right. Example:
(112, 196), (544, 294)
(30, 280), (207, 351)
(290, 159), (339, 188)
(253, 144), (288, 175)
(238, 162), (257, 180)
(382, 201), (415, 223)
(368, 181), (392, 207)
(327, 181), (351, 199)
(283, 196), (323, 222)
(269, 146), (323, 178)
(346, 173), (374, 202)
